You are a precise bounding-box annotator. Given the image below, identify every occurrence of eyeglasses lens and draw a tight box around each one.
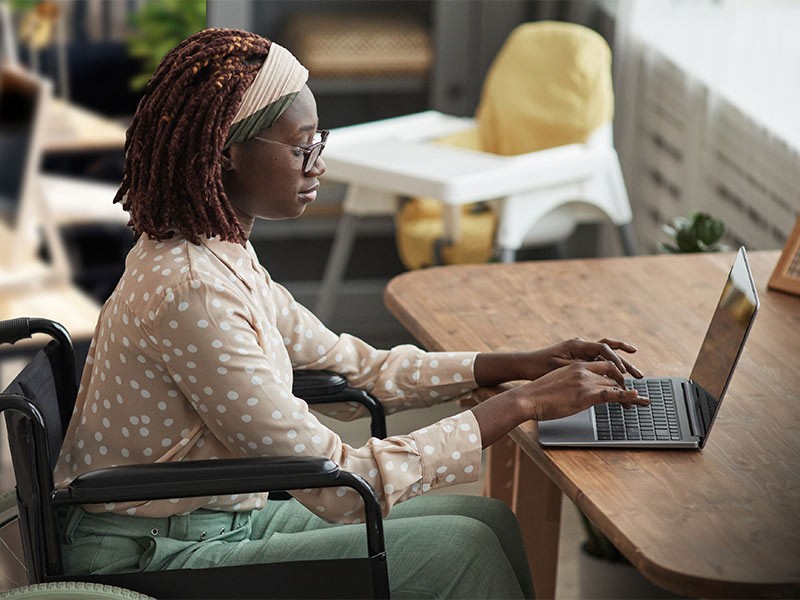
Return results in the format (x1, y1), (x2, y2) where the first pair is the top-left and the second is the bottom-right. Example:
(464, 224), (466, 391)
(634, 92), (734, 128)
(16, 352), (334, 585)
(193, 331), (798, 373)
(305, 143), (323, 174)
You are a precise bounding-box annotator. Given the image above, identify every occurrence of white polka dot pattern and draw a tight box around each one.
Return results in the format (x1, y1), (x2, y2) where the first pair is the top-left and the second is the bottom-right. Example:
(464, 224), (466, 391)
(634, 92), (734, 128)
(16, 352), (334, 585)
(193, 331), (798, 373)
(54, 234), (481, 523)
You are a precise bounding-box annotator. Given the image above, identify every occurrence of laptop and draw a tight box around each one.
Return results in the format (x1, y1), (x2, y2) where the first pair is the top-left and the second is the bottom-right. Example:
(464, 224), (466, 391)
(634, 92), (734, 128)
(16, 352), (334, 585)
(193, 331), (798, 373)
(539, 247), (759, 449)
(0, 64), (70, 289)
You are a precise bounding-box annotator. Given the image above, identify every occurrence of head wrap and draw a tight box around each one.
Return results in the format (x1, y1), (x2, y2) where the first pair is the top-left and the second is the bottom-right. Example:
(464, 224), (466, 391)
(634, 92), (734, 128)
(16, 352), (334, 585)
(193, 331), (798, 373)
(224, 42), (308, 149)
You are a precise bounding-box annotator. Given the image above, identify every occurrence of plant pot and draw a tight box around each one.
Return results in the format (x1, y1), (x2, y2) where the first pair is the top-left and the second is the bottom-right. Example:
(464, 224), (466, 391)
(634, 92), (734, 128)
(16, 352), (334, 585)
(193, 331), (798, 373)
(578, 542), (686, 599)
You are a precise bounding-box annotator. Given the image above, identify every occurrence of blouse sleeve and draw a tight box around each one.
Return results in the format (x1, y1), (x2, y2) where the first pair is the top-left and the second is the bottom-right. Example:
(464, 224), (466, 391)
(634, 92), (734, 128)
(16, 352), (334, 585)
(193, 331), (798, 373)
(152, 277), (482, 523)
(268, 279), (480, 419)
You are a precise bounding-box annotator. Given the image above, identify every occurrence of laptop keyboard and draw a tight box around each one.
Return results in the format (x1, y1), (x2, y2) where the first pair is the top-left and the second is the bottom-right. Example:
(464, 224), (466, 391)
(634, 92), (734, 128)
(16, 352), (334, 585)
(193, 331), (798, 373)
(593, 379), (681, 441)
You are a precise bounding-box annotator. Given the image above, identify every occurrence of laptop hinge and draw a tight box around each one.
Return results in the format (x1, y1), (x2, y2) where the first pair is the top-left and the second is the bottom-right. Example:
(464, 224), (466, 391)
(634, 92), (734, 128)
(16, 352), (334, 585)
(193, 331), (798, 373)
(682, 381), (704, 440)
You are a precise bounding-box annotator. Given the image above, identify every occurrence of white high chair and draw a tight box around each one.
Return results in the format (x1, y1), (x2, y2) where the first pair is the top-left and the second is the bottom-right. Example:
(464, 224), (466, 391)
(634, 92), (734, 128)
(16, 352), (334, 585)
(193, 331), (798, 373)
(315, 22), (636, 322)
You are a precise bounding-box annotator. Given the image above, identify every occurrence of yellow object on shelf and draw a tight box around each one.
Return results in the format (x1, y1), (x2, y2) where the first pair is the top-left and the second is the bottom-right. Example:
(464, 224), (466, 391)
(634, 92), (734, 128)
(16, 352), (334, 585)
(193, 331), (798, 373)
(18, 1), (60, 49)
(283, 12), (432, 79)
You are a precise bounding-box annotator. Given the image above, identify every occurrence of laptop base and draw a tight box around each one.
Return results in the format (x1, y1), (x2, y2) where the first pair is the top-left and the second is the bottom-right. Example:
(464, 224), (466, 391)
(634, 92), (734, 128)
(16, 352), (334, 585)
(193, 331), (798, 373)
(538, 377), (701, 449)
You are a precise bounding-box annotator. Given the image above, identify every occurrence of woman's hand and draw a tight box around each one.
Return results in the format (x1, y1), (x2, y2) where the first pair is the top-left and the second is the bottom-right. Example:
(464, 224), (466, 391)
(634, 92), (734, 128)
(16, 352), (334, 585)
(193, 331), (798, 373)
(474, 338), (643, 387)
(471, 359), (649, 447)
(529, 337), (644, 380)
(516, 360), (647, 422)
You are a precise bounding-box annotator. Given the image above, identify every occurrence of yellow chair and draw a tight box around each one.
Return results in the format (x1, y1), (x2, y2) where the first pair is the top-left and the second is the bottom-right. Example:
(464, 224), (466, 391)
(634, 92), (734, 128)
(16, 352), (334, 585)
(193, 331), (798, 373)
(318, 21), (635, 318)
(397, 21), (615, 269)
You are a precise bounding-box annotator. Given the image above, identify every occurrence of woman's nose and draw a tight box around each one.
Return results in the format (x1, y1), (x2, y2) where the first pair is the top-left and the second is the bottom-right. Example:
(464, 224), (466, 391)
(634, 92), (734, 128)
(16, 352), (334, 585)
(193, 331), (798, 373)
(309, 155), (326, 177)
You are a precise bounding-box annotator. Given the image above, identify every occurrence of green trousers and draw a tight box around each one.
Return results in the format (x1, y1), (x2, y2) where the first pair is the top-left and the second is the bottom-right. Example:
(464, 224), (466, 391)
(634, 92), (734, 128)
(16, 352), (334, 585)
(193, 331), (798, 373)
(60, 494), (534, 599)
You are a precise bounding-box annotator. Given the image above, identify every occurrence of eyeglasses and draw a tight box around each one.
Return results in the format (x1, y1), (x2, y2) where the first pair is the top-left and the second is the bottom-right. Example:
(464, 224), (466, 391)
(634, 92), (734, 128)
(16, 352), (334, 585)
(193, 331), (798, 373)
(253, 129), (329, 174)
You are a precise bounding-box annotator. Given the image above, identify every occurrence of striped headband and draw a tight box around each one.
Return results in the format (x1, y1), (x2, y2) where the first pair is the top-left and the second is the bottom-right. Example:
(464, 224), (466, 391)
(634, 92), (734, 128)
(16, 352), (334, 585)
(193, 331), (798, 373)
(224, 43), (309, 149)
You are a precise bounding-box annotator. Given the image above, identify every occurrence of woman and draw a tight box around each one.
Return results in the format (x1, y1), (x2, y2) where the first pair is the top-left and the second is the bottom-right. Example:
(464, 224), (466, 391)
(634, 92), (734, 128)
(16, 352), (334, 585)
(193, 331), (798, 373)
(55, 29), (647, 598)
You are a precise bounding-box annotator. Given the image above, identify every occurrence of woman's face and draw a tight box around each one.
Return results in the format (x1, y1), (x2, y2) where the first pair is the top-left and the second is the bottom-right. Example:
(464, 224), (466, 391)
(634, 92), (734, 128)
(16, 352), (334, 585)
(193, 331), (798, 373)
(221, 85), (326, 224)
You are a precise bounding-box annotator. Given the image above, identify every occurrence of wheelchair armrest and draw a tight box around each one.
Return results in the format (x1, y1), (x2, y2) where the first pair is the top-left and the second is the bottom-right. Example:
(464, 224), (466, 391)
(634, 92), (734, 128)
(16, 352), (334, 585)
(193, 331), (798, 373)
(59, 456), (339, 504)
(55, 457), (387, 559)
(292, 369), (347, 396)
(293, 370), (387, 439)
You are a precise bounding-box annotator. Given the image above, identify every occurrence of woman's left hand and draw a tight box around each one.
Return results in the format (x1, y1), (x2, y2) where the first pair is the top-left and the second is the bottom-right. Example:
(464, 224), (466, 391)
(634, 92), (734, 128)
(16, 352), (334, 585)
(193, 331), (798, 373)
(526, 338), (643, 380)
(474, 338), (644, 388)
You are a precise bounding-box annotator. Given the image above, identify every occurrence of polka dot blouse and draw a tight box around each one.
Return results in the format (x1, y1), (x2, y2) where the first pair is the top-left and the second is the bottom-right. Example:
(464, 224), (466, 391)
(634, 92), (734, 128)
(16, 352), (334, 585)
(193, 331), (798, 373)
(54, 234), (483, 522)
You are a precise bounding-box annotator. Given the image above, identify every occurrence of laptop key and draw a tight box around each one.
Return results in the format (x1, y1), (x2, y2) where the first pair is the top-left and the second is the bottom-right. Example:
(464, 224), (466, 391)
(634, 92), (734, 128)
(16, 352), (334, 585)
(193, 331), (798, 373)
(593, 389), (685, 443)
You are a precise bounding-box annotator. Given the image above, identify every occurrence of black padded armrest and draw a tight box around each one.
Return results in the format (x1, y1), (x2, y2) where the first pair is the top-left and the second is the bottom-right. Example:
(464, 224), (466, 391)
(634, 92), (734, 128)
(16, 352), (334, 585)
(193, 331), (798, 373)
(292, 369), (347, 397)
(57, 456), (339, 504)
(293, 370), (387, 438)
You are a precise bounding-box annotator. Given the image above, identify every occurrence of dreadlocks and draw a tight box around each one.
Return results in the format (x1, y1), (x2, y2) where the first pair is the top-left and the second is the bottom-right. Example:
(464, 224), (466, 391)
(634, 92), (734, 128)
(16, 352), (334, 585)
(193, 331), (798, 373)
(115, 29), (271, 245)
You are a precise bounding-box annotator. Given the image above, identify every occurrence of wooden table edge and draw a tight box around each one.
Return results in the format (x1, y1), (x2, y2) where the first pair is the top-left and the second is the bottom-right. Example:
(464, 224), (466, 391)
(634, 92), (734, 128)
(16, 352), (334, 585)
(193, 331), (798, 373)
(504, 422), (800, 599)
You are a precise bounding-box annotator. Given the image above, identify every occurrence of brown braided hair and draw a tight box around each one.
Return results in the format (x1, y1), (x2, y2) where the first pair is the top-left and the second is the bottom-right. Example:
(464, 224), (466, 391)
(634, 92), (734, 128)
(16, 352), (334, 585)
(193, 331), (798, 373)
(114, 28), (271, 244)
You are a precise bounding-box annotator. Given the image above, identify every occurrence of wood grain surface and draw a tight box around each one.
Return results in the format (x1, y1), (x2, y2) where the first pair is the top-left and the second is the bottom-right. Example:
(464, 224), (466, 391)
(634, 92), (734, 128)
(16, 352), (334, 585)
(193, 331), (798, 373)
(44, 98), (127, 153)
(0, 283), (100, 349)
(385, 250), (799, 599)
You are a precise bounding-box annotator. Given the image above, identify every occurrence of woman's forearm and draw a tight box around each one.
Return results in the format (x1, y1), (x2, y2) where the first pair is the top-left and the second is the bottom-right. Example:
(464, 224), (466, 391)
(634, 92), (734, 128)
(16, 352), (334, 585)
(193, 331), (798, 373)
(470, 387), (532, 448)
(473, 352), (546, 387)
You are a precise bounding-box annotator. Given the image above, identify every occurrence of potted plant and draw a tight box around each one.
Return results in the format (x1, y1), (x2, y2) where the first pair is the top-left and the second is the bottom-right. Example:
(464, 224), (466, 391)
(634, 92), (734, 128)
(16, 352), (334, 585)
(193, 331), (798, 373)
(660, 211), (728, 253)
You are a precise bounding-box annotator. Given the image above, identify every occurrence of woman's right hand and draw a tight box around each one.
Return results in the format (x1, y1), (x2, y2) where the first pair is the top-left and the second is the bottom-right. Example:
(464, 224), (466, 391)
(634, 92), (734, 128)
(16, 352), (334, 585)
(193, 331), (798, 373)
(472, 360), (650, 448)
(515, 360), (649, 422)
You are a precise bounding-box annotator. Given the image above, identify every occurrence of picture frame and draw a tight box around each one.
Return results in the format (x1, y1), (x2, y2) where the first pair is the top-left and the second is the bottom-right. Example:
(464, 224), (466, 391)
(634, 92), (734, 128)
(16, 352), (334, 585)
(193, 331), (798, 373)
(768, 217), (800, 296)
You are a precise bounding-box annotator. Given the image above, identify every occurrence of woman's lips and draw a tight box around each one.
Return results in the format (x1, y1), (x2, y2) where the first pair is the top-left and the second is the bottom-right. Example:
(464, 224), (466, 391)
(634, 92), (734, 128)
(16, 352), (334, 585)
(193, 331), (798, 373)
(298, 185), (319, 203)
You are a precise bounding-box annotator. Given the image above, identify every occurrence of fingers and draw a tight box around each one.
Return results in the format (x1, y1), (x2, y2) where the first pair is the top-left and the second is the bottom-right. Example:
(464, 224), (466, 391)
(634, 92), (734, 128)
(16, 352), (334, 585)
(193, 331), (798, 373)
(583, 359), (626, 387)
(593, 342), (628, 376)
(599, 387), (650, 406)
(619, 356), (644, 379)
(588, 362), (650, 406)
(597, 338), (638, 354)
(596, 338), (644, 378)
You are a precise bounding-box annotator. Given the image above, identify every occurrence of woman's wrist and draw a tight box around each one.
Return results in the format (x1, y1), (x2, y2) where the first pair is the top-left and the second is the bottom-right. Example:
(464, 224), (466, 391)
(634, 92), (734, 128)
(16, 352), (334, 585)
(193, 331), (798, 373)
(474, 351), (548, 387)
(506, 384), (539, 422)
(471, 385), (536, 447)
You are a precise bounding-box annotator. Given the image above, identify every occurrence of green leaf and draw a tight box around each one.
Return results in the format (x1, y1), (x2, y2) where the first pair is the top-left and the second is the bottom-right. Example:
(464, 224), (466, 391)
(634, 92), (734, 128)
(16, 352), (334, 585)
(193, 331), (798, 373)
(676, 227), (700, 252)
(125, 0), (206, 91)
(701, 219), (725, 246)
(7, 0), (40, 13)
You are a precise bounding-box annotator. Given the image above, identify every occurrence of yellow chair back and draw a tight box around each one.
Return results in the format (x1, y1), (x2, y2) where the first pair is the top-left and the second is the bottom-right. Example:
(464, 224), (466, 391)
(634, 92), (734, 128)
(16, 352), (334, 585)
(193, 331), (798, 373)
(396, 21), (614, 270)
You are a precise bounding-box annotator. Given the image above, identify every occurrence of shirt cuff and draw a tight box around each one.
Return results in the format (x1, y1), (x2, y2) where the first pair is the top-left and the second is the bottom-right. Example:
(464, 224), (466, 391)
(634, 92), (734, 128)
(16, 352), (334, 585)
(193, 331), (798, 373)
(410, 410), (482, 493)
(419, 351), (479, 391)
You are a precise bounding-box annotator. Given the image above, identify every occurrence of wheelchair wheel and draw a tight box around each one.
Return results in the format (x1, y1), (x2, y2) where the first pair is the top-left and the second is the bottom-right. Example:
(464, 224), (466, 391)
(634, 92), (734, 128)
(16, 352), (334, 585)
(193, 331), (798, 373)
(0, 582), (155, 599)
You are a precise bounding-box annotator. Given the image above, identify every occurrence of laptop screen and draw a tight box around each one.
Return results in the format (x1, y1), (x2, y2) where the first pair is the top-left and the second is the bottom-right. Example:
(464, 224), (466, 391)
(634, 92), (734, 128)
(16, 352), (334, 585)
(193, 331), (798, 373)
(689, 248), (759, 437)
(0, 65), (70, 285)
(0, 70), (36, 228)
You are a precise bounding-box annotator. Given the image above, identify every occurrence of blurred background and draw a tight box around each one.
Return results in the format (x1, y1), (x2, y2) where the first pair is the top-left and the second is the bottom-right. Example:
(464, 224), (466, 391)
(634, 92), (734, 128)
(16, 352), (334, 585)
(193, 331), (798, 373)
(1, 0), (797, 345)
(0, 2), (798, 597)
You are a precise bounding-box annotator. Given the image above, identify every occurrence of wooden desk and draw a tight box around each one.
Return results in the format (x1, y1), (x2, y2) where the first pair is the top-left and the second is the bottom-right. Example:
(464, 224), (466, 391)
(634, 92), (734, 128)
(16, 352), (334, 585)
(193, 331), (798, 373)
(384, 251), (800, 599)
(0, 282), (99, 350)
(44, 98), (127, 153)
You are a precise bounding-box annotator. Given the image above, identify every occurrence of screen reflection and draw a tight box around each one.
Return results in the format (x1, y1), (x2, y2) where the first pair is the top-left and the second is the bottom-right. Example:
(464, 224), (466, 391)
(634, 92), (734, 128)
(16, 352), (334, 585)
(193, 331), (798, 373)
(690, 248), (759, 427)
